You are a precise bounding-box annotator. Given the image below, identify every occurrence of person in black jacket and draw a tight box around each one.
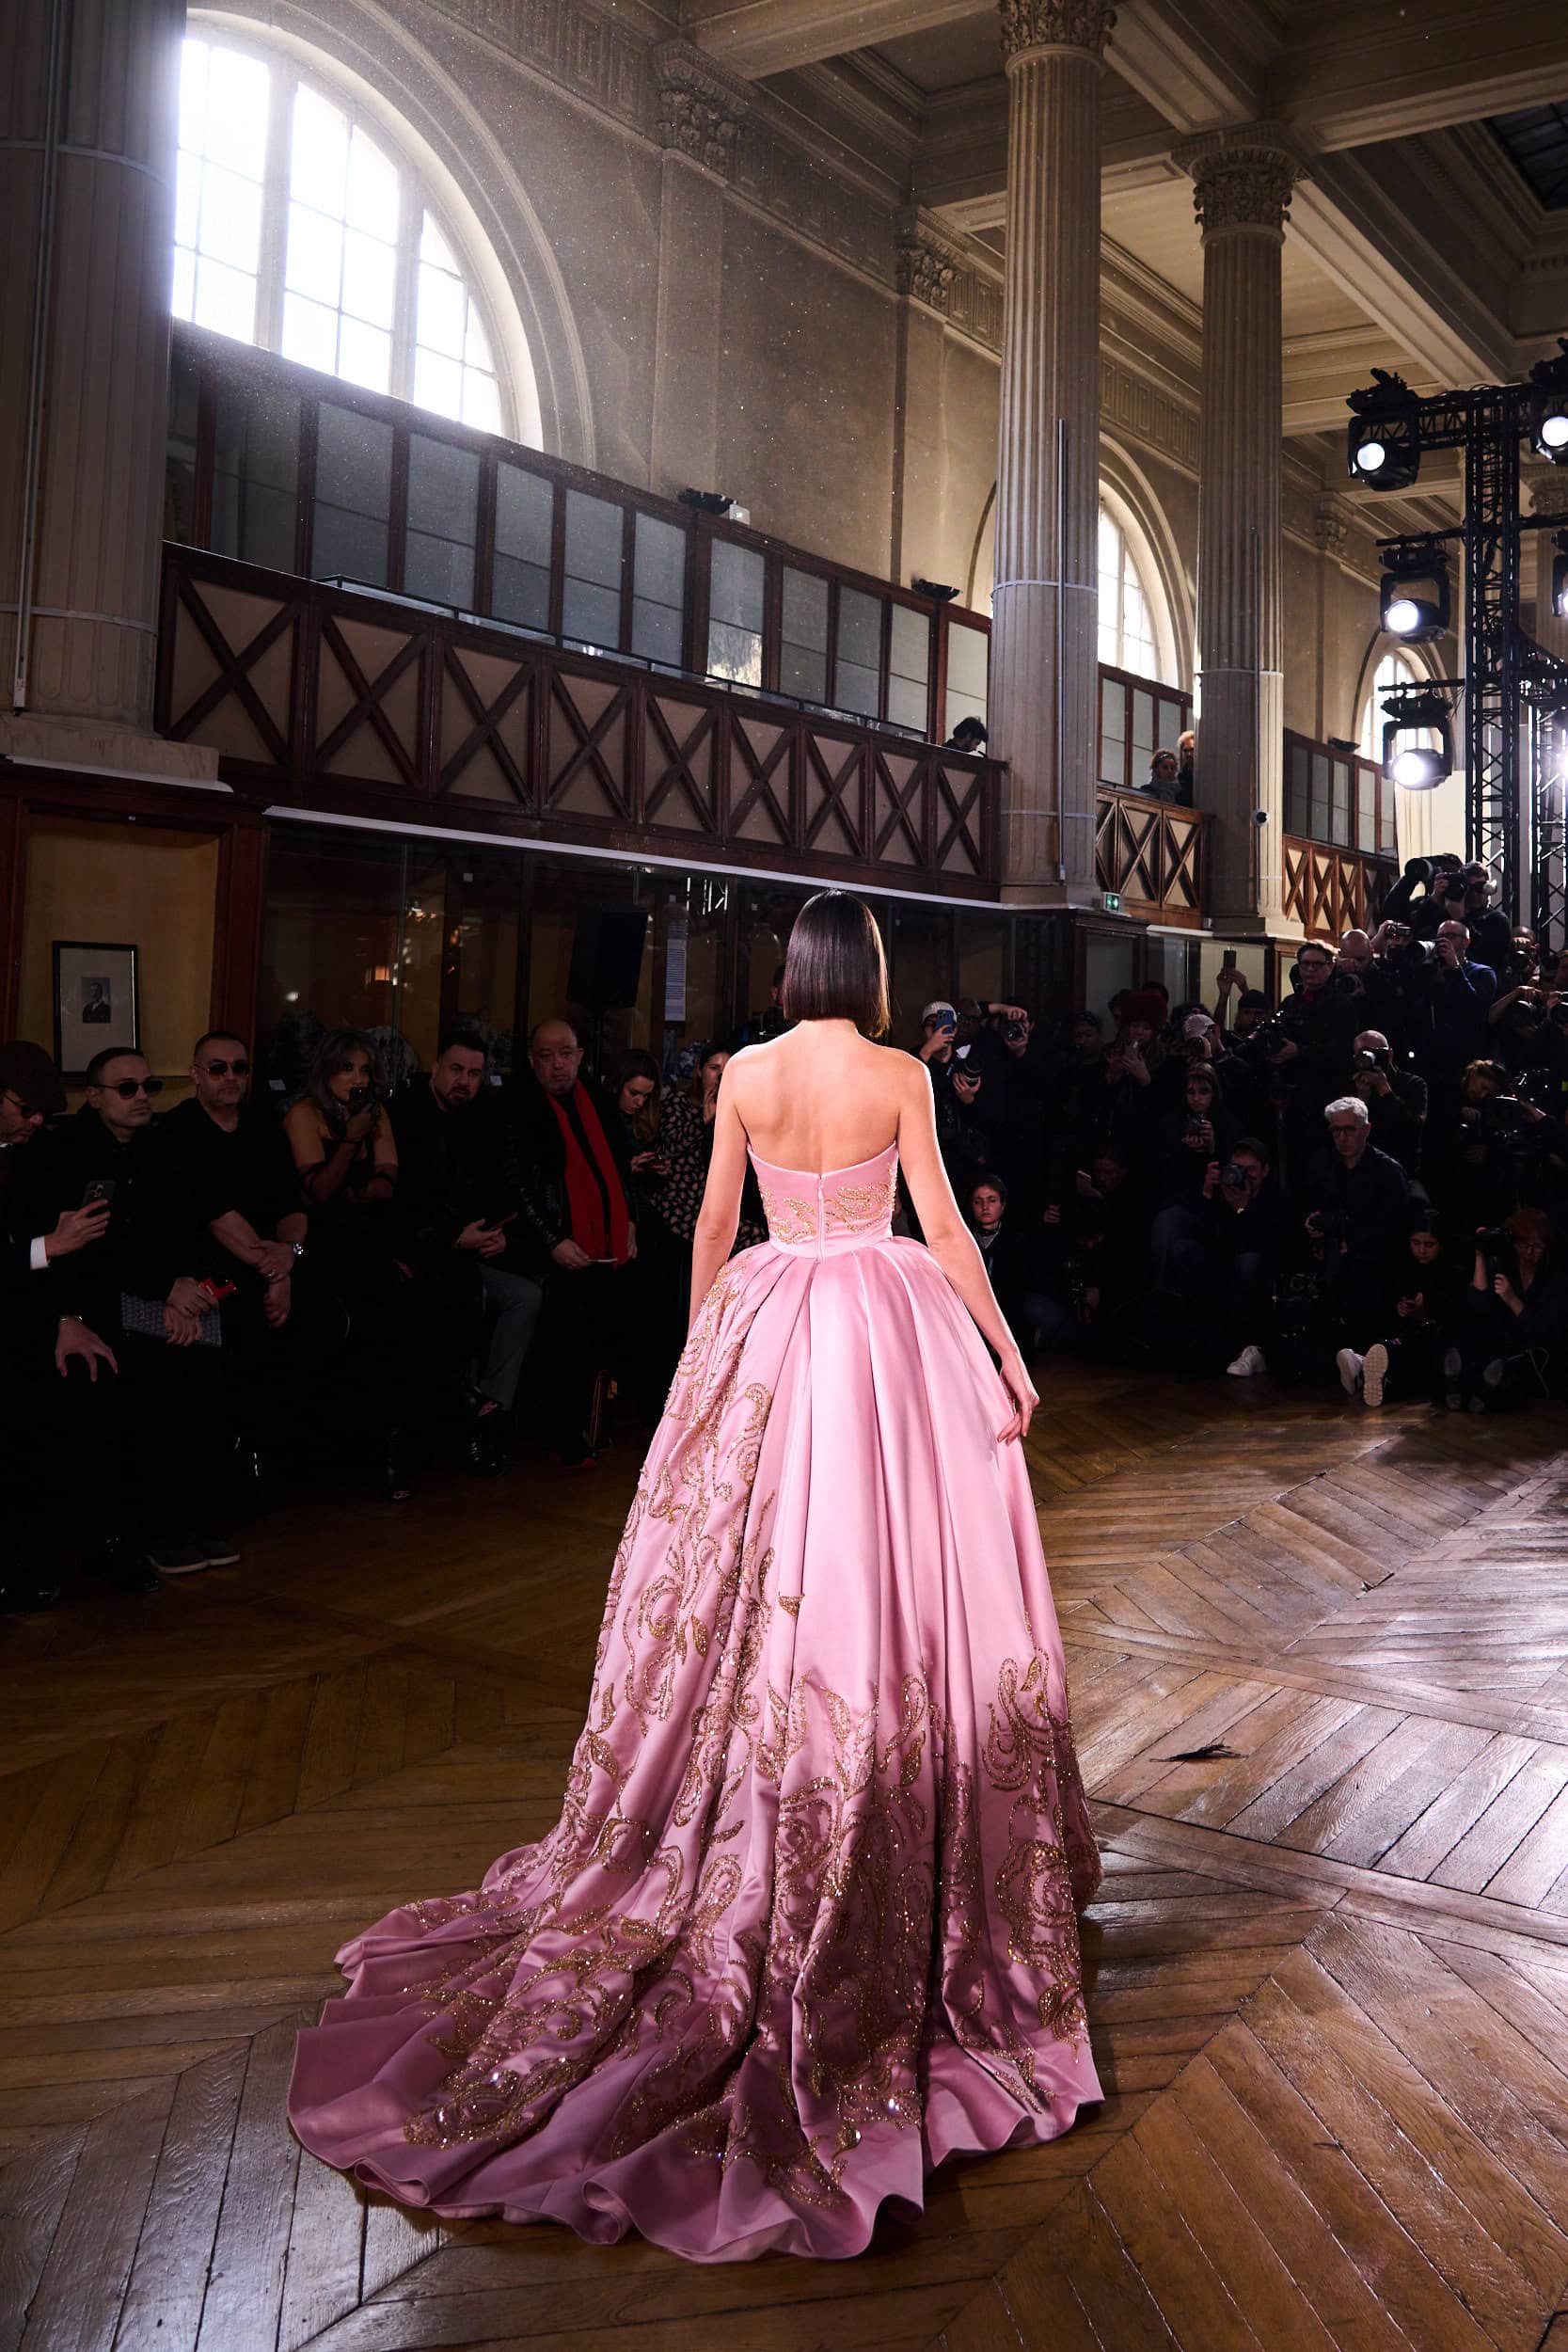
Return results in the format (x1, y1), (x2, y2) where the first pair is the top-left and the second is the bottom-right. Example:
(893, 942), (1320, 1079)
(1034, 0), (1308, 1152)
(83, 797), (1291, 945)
(503, 1017), (648, 1467)
(966, 1175), (1039, 1354)
(24, 1045), (234, 1581)
(391, 1030), (542, 1472)
(1344, 1210), (1468, 1407)
(0, 1041), (116, 1609)
(159, 1028), (307, 1497)
(1272, 943), (1363, 1170)
(1443, 1207), (1568, 1410)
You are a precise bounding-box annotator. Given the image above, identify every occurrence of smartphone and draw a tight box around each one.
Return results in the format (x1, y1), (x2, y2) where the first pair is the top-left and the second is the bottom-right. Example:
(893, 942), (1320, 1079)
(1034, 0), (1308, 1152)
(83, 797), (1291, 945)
(1221, 948), (1238, 973)
(82, 1178), (117, 1208)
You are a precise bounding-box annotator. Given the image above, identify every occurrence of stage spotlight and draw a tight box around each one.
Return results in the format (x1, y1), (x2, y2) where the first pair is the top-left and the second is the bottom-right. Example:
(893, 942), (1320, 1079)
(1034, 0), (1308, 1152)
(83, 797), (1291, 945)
(1379, 540), (1450, 641)
(1347, 371), (1420, 490)
(1381, 685), (1454, 790)
(1529, 342), (1568, 466)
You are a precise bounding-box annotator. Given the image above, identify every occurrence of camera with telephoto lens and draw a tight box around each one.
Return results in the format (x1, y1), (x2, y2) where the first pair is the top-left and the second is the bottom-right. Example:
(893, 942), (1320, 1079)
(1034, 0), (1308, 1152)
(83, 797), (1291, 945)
(1353, 1047), (1386, 1072)
(1219, 1159), (1253, 1196)
(1245, 1013), (1289, 1059)
(1004, 1018), (1027, 1042)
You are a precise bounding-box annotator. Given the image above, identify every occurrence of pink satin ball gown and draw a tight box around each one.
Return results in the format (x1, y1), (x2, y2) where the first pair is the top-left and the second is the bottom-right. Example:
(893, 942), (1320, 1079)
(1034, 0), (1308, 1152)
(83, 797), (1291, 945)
(288, 1138), (1103, 2263)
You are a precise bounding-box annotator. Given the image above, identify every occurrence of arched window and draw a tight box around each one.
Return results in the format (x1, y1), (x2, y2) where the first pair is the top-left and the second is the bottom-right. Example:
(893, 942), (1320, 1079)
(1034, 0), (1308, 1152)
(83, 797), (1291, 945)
(174, 35), (509, 436)
(1097, 508), (1161, 678)
(1358, 648), (1427, 760)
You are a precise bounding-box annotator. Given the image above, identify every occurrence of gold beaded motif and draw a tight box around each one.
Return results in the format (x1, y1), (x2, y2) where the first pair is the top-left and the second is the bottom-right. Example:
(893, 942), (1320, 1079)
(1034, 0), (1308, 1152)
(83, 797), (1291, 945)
(756, 1184), (817, 1247)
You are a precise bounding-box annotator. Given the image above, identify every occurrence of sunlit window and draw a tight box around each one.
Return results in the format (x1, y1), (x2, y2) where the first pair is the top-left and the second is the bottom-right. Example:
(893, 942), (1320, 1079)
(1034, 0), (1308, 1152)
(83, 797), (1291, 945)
(1097, 509), (1161, 679)
(174, 36), (507, 434)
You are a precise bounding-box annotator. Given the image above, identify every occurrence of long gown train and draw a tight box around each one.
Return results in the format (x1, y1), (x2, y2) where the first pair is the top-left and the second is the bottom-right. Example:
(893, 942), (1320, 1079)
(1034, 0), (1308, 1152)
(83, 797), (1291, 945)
(288, 1141), (1103, 2262)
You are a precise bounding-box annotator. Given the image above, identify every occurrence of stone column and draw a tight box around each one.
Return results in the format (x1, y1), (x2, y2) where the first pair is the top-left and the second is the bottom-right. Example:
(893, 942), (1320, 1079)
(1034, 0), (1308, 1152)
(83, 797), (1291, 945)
(648, 44), (751, 502)
(1175, 123), (1306, 930)
(990, 0), (1113, 903)
(891, 214), (958, 589)
(0, 0), (213, 778)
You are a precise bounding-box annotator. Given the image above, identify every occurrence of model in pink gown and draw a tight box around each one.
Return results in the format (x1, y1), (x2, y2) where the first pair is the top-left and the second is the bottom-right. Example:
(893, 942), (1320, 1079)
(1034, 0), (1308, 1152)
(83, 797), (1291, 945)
(288, 1138), (1102, 2262)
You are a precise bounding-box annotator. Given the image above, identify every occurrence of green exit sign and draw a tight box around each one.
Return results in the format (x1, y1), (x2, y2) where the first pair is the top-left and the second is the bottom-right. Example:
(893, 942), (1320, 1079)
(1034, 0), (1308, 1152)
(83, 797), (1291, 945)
(1102, 891), (1122, 914)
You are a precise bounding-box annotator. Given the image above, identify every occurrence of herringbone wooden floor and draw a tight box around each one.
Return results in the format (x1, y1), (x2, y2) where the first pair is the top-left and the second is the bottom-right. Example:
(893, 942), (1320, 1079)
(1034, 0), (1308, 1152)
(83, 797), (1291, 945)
(6, 1372), (1568, 2351)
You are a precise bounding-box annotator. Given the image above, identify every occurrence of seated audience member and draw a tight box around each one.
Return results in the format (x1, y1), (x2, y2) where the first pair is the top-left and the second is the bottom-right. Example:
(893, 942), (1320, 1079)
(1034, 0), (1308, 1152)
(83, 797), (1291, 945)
(284, 1029), (411, 1496)
(1443, 1208), (1567, 1412)
(607, 1050), (667, 1220)
(1286, 1095), (1411, 1388)
(1349, 1029), (1426, 1175)
(392, 1029), (543, 1474)
(1343, 1210), (1466, 1409)
(0, 1041), (111, 1609)
(506, 1017), (654, 1468)
(966, 1175), (1039, 1354)
(942, 717), (988, 753)
(161, 1028), (307, 1488)
(657, 1038), (730, 1234)
(1, 1041), (108, 1304)
(163, 1031), (305, 1322)
(28, 1045), (233, 1582)
(1102, 993), (1165, 1158)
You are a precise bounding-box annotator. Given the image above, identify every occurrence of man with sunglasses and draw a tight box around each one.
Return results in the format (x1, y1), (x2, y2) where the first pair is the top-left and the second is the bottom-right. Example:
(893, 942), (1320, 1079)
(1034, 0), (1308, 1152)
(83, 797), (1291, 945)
(26, 1044), (231, 1585)
(163, 1032), (305, 1320)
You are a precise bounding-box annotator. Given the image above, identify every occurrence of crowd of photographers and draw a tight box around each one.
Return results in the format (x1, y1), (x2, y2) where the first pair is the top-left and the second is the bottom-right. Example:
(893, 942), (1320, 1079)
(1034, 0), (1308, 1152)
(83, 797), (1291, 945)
(929, 852), (1568, 1427)
(3, 847), (1563, 1613)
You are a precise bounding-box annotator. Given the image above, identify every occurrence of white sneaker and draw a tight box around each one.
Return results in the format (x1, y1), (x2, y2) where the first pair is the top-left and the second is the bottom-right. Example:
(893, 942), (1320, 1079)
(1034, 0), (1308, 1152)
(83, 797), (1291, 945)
(1337, 1347), (1364, 1397)
(1227, 1345), (1267, 1377)
(1361, 1343), (1388, 1408)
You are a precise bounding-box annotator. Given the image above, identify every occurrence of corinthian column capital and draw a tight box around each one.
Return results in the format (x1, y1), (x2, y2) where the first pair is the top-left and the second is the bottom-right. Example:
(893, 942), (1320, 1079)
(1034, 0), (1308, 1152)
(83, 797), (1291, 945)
(998, 0), (1115, 69)
(1172, 122), (1307, 241)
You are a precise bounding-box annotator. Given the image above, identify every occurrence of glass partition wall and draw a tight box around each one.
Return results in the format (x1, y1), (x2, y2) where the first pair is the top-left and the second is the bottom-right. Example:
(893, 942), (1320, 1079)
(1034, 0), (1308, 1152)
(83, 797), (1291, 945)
(256, 826), (1032, 1083)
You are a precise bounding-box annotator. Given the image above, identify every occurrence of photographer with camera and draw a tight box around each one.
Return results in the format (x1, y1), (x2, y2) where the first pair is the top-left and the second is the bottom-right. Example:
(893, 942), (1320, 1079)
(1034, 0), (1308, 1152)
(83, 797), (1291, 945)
(1443, 1208), (1566, 1411)
(1150, 1065), (1240, 1287)
(1027, 1148), (1149, 1359)
(1348, 1030), (1426, 1176)
(1428, 1057), (1562, 1232)
(1378, 853), (1463, 943)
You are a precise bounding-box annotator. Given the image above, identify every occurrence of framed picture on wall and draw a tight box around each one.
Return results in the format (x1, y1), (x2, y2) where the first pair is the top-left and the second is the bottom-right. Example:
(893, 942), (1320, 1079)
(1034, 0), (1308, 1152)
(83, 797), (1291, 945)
(53, 942), (140, 1079)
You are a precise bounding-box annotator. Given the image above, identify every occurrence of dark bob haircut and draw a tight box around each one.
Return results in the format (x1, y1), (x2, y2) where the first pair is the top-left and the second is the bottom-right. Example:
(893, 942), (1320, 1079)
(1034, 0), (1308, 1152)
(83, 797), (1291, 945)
(780, 892), (890, 1036)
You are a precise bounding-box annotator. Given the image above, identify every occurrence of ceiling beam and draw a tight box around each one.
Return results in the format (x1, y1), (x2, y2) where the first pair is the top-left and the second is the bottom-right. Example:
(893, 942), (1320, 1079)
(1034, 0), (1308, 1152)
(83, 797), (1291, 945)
(682, 0), (982, 80)
(1274, 0), (1568, 152)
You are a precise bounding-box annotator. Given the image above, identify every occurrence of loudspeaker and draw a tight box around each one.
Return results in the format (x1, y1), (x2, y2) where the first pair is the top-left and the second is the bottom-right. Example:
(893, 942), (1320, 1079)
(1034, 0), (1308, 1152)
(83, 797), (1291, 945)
(567, 903), (649, 1009)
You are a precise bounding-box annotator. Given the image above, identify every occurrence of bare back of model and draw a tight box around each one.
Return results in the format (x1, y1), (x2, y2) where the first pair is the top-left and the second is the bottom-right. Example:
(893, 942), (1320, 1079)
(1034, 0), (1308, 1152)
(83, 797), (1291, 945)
(722, 1020), (905, 1174)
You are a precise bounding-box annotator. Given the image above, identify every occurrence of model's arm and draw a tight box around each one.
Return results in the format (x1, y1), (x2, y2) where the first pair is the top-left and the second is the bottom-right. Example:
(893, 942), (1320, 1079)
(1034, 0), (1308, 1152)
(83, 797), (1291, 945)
(896, 1061), (1036, 1439)
(688, 1073), (748, 1330)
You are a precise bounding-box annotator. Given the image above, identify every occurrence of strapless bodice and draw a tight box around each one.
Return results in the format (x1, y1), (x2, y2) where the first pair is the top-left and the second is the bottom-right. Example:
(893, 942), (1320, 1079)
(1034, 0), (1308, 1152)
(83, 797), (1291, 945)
(748, 1138), (899, 1258)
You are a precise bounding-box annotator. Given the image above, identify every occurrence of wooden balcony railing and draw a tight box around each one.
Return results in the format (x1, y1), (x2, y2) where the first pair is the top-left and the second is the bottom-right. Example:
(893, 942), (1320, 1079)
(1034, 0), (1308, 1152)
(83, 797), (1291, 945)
(1283, 837), (1398, 941)
(1095, 785), (1209, 929)
(156, 547), (1001, 898)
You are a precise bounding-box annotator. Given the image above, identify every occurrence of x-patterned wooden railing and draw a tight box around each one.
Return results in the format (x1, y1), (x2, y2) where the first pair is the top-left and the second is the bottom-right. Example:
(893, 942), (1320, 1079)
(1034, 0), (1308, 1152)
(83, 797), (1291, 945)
(156, 547), (1000, 899)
